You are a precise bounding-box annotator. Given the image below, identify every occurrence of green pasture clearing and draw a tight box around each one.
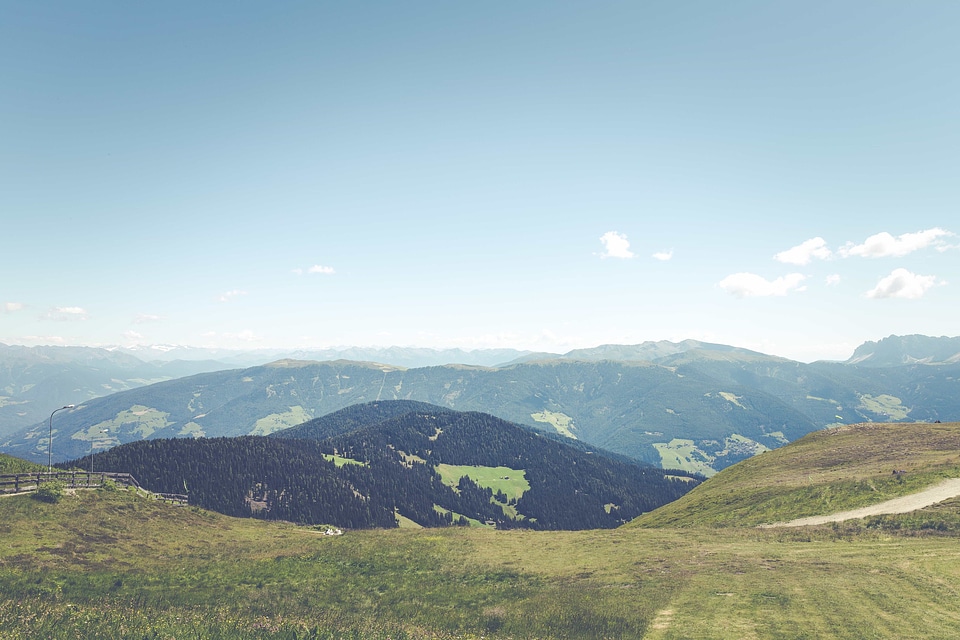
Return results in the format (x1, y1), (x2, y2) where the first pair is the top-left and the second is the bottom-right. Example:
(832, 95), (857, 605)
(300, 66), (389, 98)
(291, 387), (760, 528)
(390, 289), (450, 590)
(249, 405), (313, 436)
(323, 453), (366, 467)
(395, 509), (423, 529)
(74, 405), (171, 441)
(434, 504), (486, 527)
(435, 464), (530, 500)
(653, 439), (717, 476)
(4, 489), (960, 638)
(530, 410), (577, 439)
(858, 393), (910, 420)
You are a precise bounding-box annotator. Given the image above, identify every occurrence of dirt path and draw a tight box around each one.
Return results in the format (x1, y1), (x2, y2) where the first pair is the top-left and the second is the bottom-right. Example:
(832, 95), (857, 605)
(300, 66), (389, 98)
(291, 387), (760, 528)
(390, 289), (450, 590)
(760, 478), (960, 528)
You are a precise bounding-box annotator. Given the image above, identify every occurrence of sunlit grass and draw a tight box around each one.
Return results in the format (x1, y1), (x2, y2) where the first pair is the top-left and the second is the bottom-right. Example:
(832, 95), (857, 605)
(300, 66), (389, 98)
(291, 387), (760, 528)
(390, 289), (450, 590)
(4, 487), (960, 638)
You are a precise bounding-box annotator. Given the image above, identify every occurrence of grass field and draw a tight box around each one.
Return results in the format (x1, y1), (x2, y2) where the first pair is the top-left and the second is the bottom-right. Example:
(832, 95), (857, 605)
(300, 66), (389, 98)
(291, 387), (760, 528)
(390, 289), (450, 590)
(5, 423), (960, 638)
(323, 453), (366, 467)
(3, 486), (960, 638)
(435, 464), (530, 500)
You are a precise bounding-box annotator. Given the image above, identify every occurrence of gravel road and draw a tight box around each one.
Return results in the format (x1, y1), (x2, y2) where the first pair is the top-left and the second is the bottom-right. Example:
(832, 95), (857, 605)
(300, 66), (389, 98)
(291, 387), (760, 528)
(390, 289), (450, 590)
(760, 478), (960, 528)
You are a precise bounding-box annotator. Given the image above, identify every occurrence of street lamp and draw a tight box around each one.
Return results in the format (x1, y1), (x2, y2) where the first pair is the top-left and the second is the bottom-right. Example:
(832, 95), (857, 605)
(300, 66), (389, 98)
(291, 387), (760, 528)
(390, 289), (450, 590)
(47, 404), (75, 473)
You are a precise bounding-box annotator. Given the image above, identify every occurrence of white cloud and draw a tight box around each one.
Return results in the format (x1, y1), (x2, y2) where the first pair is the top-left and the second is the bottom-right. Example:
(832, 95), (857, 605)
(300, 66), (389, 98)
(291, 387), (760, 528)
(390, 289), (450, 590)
(599, 231), (635, 259)
(47, 306), (88, 321)
(217, 290), (248, 303)
(652, 250), (674, 261)
(133, 313), (162, 324)
(3, 302), (23, 313)
(840, 228), (954, 258)
(774, 237), (832, 265)
(308, 265), (335, 275)
(865, 268), (942, 299)
(719, 272), (807, 298)
(825, 274), (841, 286)
(123, 330), (144, 342)
(294, 264), (336, 275)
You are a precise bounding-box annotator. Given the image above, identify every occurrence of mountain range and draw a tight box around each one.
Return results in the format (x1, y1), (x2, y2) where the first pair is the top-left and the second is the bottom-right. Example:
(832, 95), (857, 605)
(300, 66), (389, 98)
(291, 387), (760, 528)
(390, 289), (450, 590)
(3, 335), (958, 474)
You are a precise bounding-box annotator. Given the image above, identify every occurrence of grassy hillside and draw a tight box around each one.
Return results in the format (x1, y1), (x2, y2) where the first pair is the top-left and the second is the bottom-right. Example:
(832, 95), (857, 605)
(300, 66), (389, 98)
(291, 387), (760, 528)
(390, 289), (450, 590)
(4, 486), (960, 638)
(0, 453), (44, 474)
(632, 421), (960, 528)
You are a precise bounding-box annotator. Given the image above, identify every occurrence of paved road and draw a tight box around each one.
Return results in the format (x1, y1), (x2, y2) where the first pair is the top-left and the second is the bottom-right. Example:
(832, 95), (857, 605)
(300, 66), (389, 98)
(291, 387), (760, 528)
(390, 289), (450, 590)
(760, 478), (960, 528)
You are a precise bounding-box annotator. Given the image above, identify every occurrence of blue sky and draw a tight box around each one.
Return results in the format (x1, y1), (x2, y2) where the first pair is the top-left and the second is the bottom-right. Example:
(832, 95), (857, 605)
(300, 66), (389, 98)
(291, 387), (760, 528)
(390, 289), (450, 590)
(2, 1), (958, 362)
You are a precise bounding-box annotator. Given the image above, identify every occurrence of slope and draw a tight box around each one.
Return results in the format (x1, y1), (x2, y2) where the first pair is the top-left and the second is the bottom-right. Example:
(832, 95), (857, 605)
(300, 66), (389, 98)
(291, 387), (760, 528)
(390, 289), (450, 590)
(631, 421), (960, 528)
(0, 342), (229, 439)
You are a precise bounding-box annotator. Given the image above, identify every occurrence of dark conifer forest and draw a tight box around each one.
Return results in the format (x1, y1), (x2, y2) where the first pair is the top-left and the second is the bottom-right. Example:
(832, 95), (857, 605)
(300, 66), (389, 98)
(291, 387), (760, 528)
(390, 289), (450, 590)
(68, 402), (700, 530)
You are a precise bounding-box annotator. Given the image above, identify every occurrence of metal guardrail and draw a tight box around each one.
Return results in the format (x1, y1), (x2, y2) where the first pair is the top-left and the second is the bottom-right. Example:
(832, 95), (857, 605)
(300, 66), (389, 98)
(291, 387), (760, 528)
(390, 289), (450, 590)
(0, 471), (188, 504)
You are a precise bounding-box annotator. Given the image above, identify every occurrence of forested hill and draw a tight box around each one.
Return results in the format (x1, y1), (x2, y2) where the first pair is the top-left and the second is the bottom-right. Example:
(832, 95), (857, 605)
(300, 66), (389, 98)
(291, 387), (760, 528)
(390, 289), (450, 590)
(68, 404), (699, 530)
(307, 405), (699, 529)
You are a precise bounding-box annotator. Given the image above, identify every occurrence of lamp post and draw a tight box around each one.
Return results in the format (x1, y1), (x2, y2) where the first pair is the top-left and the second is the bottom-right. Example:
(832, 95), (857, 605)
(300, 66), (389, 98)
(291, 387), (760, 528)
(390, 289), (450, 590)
(47, 404), (75, 473)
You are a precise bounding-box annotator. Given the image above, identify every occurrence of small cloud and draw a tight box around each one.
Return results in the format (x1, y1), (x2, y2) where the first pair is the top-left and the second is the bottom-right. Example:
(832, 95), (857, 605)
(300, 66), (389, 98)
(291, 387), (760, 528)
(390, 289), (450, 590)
(133, 313), (162, 324)
(825, 274), (841, 286)
(719, 272), (807, 298)
(599, 231), (635, 259)
(652, 250), (674, 261)
(3, 302), (23, 313)
(774, 237), (832, 265)
(123, 330), (144, 342)
(294, 264), (336, 275)
(308, 265), (335, 275)
(217, 290), (247, 303)
(224, 330), (259, 342)
(865, 268), (943, 299)
(840, 228), (954, 258)
(47, 306), (88, 321)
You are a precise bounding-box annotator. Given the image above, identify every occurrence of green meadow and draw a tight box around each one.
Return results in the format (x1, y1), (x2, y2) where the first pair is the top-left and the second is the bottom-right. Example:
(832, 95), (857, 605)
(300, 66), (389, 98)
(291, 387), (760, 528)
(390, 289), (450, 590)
(3, 488), (960, 638)
(4, 423), (960, 638)
(435, 464), (530, 500)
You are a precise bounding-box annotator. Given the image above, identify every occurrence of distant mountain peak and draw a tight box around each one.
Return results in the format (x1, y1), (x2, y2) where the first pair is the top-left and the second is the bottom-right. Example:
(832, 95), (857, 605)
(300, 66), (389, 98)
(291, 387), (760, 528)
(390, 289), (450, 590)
(847, 335), (960, 367)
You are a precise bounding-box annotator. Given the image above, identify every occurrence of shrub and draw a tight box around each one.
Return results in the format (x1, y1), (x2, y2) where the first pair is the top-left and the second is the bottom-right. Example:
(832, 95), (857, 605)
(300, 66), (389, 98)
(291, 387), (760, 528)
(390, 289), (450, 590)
(33, 480), (66, 504)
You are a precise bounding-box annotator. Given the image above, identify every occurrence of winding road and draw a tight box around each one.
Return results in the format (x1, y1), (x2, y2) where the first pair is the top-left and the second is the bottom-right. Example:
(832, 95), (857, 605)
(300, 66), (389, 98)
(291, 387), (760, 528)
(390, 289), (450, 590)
(760, 478), (960, 528)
